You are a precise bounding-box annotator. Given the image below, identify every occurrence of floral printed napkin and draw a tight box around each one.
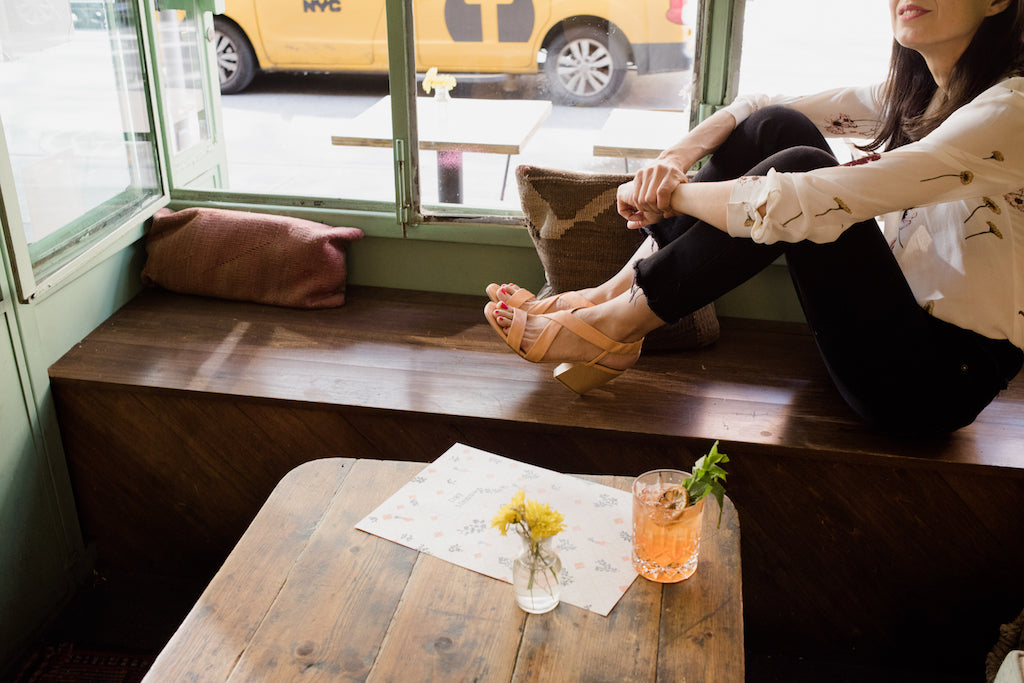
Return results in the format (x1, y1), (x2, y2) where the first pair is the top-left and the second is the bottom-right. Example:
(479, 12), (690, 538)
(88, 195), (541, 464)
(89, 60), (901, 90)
(355, 443), (638, 616)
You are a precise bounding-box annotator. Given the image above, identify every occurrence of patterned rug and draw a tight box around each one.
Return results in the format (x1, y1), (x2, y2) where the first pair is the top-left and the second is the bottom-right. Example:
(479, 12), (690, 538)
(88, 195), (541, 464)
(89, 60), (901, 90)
(7, 643), (154, 683)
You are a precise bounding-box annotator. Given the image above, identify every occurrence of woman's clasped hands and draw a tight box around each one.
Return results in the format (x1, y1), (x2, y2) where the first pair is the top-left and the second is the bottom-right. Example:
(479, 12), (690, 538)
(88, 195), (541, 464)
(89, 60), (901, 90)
(616, 157), (690, 229)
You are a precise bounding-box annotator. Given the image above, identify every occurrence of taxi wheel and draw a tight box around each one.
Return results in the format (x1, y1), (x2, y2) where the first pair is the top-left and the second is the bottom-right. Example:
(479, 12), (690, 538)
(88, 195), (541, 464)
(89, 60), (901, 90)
(543, 25), (628, 106)
(214, 19), (257, 95)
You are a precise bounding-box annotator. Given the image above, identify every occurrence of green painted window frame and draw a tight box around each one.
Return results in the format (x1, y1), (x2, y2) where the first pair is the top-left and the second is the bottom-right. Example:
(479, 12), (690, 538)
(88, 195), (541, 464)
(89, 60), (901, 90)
(167, 0), (747, 248)
(0, 0), (171, 304)
(0, 0), (746, 303)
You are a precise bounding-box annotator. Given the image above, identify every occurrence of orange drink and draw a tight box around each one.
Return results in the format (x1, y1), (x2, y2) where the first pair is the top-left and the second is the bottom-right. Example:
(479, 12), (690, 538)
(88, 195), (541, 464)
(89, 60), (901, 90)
(631, 469), (705, 583)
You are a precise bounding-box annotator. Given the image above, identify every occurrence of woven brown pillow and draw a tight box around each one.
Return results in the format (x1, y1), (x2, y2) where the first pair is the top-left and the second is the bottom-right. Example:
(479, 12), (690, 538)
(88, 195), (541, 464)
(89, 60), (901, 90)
(516, 164), (719, 352)
(141, 207), (363, 309)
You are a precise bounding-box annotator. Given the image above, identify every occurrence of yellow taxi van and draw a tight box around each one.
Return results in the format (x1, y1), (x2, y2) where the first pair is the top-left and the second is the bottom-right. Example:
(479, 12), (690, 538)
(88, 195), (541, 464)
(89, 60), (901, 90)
(214, 0), (692, 105)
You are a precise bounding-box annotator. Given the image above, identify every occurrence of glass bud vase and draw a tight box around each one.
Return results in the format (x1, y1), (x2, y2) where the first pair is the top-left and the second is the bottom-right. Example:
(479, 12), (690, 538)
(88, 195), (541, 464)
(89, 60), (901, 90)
(512, 536), (561, 614)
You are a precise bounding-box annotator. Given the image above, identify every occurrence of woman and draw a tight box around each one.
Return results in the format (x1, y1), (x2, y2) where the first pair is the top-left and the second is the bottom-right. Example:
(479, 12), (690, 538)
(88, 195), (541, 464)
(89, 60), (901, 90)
(486, 0), (1024, 436)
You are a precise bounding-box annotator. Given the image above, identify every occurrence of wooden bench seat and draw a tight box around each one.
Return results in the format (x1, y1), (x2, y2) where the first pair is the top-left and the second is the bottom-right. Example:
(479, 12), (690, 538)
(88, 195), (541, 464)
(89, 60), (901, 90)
(48, 286), (1024, 675)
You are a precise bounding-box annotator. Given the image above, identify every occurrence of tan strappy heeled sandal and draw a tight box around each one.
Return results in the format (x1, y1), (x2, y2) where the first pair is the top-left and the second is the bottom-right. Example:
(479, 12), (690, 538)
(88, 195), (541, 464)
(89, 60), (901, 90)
(485, 283), (595, 315)
(484, 302), (642, 394)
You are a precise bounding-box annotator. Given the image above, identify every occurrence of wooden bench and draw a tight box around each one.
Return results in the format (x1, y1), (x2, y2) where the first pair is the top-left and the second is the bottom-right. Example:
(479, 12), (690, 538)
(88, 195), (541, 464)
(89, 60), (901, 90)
(48, 285), (1024, 676)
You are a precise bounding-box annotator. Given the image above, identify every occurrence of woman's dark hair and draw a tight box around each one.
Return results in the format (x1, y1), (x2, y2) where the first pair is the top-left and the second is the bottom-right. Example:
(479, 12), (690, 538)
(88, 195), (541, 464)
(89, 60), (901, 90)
(865, 0), (1024, 151)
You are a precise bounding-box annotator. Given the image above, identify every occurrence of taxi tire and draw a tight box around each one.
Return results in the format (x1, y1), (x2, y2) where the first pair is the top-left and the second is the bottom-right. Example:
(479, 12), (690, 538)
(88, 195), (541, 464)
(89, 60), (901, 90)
(215, 18), (257, 95)
(543, 24), (628, 106)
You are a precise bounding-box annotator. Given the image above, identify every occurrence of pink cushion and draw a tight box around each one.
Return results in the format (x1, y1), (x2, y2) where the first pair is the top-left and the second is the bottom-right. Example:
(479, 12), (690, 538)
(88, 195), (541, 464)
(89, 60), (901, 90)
(142, 207), (363, 309)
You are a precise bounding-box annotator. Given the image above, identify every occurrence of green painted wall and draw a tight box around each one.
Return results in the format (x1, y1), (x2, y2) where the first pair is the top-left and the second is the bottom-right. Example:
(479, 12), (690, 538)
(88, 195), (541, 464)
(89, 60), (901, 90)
(0, 308), (71, 666)
(0, 227), (145, 670)
(344, 233), (801, 321)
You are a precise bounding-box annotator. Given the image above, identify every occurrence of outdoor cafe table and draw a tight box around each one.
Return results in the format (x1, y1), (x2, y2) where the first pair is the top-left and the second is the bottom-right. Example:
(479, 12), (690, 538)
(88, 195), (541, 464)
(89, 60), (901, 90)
(331, 96), (552, 204)
(143, 458), (744, 681)
(592, 107), (691, 171)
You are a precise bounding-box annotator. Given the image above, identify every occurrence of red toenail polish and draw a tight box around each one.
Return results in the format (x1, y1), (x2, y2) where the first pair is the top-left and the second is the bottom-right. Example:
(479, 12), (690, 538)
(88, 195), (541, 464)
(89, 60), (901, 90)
(499, 302), (508, 310)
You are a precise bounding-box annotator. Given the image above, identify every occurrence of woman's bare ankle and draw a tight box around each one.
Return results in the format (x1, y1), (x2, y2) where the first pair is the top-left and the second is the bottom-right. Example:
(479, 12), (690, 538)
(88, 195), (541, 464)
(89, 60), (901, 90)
(579, 271), (638, 305)
(575, 295), (661, 343)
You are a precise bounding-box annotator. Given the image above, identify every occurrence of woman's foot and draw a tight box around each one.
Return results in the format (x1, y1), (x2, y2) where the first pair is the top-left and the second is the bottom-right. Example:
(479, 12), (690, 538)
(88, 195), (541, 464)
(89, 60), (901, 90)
(487, 238), (661, 315)
(484, 299), (652, 393)
(485, 283), (596, 314)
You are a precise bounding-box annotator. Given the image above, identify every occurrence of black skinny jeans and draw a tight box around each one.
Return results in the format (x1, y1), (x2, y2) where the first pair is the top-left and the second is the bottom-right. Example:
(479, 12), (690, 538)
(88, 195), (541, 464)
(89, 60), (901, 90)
(634, 106), (1022, 436)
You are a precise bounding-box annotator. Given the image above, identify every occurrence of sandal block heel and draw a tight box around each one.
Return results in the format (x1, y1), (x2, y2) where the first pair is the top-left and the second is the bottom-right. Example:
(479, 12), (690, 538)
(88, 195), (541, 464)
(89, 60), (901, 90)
(553, 362), (621, 394)
(485, 303), (641, 394)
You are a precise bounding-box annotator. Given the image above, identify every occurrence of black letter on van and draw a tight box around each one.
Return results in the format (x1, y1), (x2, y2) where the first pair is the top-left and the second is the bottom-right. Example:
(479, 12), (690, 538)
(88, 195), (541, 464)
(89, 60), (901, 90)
(304, 0), (341, 12)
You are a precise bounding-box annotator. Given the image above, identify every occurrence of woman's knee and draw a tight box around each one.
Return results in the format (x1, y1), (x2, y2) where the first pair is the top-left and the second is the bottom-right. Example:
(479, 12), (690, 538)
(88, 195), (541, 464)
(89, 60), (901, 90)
(744, 104), (817, 134)
(765, 145), (837, 173)
(740, 105), (832, 156)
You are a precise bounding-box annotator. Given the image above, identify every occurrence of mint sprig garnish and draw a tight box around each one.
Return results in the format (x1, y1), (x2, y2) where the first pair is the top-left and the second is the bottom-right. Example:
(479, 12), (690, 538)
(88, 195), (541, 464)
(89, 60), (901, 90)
(682, 440), (729, 525)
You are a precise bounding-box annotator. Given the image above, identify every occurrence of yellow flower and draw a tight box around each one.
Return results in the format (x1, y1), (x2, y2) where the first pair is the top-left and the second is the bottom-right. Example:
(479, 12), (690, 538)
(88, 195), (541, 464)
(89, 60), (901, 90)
(921, 170), (974, 185)
(964, 197), (1002, 223)
(965, 221), (1004, 240)
(422, 67), (438, 93)
(490, 490), (565, 540)
(422, 67), (457, 94)
(523, 499), (566, 540)
(490, 490), (525, 535)
(815, 197), (853, 218)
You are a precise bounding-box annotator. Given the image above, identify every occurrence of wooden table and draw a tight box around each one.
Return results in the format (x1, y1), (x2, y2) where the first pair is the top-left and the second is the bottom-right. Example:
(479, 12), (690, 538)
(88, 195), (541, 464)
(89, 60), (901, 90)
(331, 96), (552, 203)
(143, 458), (744, 681)
(592, 108), (690, 171)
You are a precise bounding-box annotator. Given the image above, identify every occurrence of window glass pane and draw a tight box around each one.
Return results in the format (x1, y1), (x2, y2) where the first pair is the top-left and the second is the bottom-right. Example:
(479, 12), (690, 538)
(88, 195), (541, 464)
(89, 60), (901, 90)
(414, 0), (698, 209)
(205, 0), (396, 201)
(205, 0), (697, 209)
(154, 8), (210, 157)
(0, 0), (161, 276)
(737, 0), (892, 158)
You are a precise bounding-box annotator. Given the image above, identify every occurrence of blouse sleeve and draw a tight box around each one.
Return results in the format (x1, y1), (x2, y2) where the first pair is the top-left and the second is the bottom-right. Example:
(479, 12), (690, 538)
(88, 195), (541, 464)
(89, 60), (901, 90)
(722, 84), (884, 140)
(725, 77), (1024, 244)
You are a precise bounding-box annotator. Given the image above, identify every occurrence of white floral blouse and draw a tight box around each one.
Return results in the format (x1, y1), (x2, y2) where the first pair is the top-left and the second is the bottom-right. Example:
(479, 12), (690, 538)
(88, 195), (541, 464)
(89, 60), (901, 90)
(722, 78), (1024, 349)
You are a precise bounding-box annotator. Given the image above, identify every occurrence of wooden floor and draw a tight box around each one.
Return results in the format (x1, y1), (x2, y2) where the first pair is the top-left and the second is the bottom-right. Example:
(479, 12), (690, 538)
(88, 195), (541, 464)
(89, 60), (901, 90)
(48, 286), (1024, 678)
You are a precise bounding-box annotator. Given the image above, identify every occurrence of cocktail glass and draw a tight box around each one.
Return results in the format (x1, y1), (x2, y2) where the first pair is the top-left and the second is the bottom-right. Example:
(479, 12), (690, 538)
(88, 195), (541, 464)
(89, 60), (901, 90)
(631, 469), (705, 583)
